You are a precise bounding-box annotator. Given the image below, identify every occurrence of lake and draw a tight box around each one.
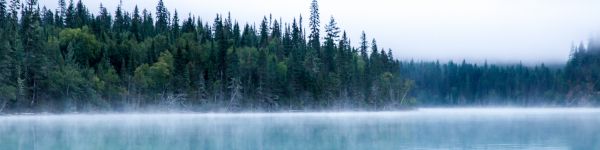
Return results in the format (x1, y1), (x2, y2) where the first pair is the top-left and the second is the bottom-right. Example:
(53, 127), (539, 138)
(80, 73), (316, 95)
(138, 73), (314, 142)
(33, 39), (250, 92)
(1, 108), (599, 150)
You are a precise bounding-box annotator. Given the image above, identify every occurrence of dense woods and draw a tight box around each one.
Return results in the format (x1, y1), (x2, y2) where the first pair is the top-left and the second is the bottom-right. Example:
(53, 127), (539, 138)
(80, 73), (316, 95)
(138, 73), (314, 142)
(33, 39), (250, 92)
(399, 43), (600, 106)
(0, 0), (413, 112)
(0, 0), (598, 113)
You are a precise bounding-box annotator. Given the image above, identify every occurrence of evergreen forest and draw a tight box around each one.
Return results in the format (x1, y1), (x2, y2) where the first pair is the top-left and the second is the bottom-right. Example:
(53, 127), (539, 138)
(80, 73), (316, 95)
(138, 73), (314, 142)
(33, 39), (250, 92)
(0, 0), (598, 113)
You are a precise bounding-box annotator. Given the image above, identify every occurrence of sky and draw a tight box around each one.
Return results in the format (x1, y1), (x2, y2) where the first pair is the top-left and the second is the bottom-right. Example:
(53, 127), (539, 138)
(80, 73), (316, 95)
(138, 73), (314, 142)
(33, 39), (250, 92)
(38, 0), (600, 64)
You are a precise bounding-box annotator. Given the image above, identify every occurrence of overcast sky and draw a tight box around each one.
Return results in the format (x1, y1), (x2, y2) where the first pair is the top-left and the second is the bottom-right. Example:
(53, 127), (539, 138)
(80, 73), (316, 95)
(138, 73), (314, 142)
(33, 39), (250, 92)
(39, 0), (600, 64)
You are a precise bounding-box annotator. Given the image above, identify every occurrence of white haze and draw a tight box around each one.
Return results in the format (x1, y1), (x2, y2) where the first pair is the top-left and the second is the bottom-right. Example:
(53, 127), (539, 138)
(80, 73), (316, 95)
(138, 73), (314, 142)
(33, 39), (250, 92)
(38, 0), (600, 64)
(2, 108), (600, 149)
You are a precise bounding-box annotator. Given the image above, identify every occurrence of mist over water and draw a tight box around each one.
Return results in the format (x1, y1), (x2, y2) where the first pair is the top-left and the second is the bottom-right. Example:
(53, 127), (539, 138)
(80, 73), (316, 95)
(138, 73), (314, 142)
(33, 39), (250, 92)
(1, 108), (599, 150)
(1, 0), (598, 149)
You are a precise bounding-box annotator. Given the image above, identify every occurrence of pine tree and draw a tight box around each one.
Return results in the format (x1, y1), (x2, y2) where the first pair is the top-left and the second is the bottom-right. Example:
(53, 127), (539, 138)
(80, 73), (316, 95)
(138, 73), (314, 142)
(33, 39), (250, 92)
(41, 7), (54, 26)
(96, 4), (111, 33)
(74, 0), (88, 28)
(308, 0), (320, 54)
(171, 10), (180, 38)
(323, 16), (339, 73)
(57, 0), (66, 26)
(181, 14), (194, 33)
(113, 0), (125, 32)
(141, 9), (154, 38)
(325, 16), (340, 42)
(360, 31), (368, 61)
(259, 16), (269, 47)
(22, 0), (47, 108)
(240, 24), (252, 47)
(131, 6), (142, 41)
(232, 22), (240, 46)
(155, 0), (169, 33)
(0, 0), (15, 112)
(271, 19), (281, 40)
(64, 0), (75, 28)
(8, 0), (19, 30)
(213, 14), (228, 86)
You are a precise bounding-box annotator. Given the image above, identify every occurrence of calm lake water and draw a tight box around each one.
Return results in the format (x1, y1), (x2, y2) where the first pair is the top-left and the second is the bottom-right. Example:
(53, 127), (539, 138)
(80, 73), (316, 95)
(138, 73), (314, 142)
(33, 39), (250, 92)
(1, 108), (599, 150)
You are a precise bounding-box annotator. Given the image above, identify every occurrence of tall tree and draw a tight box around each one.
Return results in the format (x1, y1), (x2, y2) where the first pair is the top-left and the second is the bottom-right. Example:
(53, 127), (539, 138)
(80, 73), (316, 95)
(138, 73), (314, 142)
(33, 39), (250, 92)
(141, 9), (154, 38)
(323, 16), (340, 72)
(171, 10), (179, 38)
(41, 7), (54, 26)
(64, 0), (75, 28)
(113, 0), (125, 32)
(360, 31), (368, 61)
(95, 4), (111, 34)
(74, 0), (88, 28)
(21, 0), (47, 109)
(271, 18), (281, 40)
(8, 0), (19, 28)
(0, 0), (16, 113)
(131, 6), (142, 40)
(259, 16), (269, 48)
(308, 0), (320, 54)
(155, 0), (169, 33)
(57, 0), (66, 26)
(214, 14), (228, 85)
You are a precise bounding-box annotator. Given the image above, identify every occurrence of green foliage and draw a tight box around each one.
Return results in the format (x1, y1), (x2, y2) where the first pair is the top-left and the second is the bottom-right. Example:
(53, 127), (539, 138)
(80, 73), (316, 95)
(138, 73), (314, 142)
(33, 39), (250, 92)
(564, 42), (600, 104)
(134, 51), (174, 93)
(59, 27), (100, 66)
(47, 64), (86, 111)
(399, 60), (567, 106)
(3, 0), (596, 112)
(0, 85), (16, 112)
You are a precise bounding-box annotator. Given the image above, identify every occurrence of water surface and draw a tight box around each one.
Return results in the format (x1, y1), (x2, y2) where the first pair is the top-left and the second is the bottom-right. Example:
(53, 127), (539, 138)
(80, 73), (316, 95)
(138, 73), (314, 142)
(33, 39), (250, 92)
(1, 108), (599, 150)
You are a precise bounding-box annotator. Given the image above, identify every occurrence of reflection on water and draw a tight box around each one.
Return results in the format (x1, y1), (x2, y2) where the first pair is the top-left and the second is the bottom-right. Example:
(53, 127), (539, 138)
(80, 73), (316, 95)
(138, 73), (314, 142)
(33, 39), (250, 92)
(1, 108), (599, 150)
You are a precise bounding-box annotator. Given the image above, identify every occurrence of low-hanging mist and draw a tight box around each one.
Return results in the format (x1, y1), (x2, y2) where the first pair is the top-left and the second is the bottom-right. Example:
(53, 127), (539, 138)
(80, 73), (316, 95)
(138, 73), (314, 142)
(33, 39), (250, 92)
(2, 108), (600, 149)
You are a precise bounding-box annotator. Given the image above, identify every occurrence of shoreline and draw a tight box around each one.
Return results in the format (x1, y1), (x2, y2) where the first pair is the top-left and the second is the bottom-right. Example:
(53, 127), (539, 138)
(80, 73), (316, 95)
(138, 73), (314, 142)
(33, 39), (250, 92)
(3, 107), (600, 116)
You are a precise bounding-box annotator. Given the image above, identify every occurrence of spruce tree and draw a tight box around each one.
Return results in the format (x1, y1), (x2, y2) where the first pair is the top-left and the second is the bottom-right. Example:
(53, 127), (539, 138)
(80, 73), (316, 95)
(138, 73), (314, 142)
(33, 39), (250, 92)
(259, 16), (269, 47)
(308, 0), (320, 54)
(74, 0), (88, 28)
(131, 6), (142, 41)
(155, 0), (169, 33)
(64, 0), (75, 28)
(57, 0), (66, 26)
(96, 4), (111, 33)
(360, 31), (368, 61)
(271, 19), (281, 40)
(114, 0), (125, 32)
(171, 10), (180, 38)
(323, 16), (339, 73)
(141, 9), (154, 38)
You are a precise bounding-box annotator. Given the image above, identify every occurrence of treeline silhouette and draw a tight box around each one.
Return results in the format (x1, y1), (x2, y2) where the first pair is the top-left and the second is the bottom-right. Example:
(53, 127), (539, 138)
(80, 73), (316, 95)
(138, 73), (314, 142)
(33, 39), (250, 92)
(0, 0), (597, 113)
(401, 42), (600, 106)
(0, 0), (413, 112)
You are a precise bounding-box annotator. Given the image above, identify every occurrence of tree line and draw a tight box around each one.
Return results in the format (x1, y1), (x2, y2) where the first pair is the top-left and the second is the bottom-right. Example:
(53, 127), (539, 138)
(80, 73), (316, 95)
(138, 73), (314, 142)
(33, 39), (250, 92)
(0, 0), (597, 113)
(401, 42), (600, 106)
(0, 0), (413, 113)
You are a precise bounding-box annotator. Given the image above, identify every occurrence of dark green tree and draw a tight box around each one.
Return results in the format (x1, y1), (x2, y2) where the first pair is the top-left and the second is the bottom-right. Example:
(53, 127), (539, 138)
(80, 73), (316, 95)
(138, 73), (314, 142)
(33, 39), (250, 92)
(323, 16), (340, 72)
(308, 0), (320, 54)
(155, 0), (169, 33)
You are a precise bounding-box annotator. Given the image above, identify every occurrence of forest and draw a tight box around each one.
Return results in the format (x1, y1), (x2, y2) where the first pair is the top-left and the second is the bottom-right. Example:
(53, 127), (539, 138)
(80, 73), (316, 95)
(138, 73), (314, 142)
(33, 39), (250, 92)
(0, 0), (598, 113)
